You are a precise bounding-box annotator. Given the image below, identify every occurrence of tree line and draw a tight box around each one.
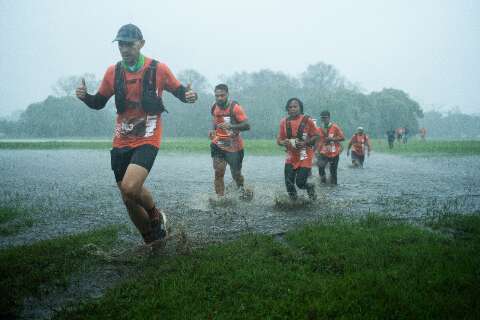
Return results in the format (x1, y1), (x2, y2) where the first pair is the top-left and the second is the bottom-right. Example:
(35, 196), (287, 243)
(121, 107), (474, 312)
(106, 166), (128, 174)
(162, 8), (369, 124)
(3, 61), (473, 140)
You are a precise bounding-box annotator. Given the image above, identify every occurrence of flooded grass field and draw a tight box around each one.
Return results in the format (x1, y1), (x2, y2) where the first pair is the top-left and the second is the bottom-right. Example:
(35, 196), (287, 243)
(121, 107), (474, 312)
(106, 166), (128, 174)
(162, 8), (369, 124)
(1, 148), (479, 248)
(1, 147), (479, 319)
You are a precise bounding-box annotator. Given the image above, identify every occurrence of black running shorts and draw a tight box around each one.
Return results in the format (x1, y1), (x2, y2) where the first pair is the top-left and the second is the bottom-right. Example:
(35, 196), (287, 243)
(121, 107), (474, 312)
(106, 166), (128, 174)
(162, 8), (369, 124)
(110, 144), (159, 182)
(210, 143), (244, 172)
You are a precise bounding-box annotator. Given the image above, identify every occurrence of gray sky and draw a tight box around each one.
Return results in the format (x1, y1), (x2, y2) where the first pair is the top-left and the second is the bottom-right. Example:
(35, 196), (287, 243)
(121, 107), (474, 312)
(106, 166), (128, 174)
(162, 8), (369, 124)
(1, 0), (479, 117)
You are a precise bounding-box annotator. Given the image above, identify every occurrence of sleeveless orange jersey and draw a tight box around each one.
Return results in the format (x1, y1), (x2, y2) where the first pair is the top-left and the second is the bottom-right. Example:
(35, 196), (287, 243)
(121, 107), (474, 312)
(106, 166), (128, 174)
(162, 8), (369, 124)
(98, 57), (181, 149)
(316, 123), (345, 158)
(211, 103), (248, 153)
(278, 115), (318, 169)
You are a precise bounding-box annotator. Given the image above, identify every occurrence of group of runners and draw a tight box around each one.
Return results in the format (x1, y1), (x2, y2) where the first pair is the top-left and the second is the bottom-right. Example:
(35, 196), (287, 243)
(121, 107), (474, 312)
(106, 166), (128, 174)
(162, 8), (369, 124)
(76, 24), (372, 245)
(386, 126), (426, 149)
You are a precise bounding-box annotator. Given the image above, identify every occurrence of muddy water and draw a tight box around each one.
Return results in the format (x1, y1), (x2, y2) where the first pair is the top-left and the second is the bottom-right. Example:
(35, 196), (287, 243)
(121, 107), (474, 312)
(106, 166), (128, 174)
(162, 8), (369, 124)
(1, 150), (479, 247)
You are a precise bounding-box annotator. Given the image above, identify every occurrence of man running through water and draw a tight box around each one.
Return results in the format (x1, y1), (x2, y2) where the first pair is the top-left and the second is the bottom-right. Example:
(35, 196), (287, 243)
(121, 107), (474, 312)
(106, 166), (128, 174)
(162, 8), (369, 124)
(209, 84), (252, 200)
(277, 98), (318, 200)
(76, 24), (198, 244)
(347, 127), (372, 168)
(316, 111), (345, 185)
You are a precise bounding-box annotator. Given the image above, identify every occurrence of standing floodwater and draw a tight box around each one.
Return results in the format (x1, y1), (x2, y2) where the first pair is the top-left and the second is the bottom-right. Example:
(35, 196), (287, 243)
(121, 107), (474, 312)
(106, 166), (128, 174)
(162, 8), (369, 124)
(1, 150), (479, 247)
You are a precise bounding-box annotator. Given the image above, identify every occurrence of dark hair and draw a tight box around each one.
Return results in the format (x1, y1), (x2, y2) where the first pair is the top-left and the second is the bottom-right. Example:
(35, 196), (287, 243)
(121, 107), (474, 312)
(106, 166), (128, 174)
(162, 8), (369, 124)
(214, 84), (229, 92)
(320, 110), (330, 117)
(285, 97), (304, 114)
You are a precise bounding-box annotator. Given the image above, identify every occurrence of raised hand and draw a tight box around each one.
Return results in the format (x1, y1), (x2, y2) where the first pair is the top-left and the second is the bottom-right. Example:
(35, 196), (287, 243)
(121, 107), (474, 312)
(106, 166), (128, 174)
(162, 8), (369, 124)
(75, 78), (87, 100)
(184, 83), (198, 103)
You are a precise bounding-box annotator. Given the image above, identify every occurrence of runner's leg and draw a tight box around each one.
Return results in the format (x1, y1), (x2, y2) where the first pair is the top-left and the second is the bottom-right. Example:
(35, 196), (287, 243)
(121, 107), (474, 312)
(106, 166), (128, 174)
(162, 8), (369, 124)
(118, 164), (151, 237)
(329, 155), (339, 185)
(284, 164), (298, 199)
(317, 156), (327, 183)
(213, 158), (227, 196)
(227, 150), (245, 188)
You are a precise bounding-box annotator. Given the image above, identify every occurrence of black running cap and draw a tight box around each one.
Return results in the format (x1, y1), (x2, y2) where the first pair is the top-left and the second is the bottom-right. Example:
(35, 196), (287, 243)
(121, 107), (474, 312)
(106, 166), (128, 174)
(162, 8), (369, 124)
(113, 24), (143, 42)
(320, 111), (330, 117)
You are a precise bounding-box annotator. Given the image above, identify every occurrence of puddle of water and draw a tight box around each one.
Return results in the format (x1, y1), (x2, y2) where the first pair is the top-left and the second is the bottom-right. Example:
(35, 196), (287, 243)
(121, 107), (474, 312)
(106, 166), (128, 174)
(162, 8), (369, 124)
(0, 151), (479, 248)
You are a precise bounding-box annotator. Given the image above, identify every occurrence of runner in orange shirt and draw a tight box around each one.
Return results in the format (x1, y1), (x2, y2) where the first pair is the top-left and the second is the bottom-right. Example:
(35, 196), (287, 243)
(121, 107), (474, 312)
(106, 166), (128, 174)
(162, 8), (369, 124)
(277, 98), (319, 200)
(315, 111), (345, 185)
(208, 84), (252, 200)
(419, 127), (427, 141)
(347, 127), (371, 168)
(76, 24), (198, 245)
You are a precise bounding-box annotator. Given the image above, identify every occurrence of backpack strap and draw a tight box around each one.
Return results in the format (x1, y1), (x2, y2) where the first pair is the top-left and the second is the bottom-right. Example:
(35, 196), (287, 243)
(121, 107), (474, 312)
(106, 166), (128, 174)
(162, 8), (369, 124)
(143, 59), (158, 93)
(211, 101), (239, 121)
(229, 101), (239, 124)
(296, 115), (310, 139)
(286, 119), (293, 139)
(114, 62), (126, 113)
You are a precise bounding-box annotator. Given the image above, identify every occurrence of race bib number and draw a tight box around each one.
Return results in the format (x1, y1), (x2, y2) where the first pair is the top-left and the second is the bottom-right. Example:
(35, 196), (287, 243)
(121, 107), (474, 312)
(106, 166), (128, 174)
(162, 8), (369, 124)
(116, 115), (157, 137)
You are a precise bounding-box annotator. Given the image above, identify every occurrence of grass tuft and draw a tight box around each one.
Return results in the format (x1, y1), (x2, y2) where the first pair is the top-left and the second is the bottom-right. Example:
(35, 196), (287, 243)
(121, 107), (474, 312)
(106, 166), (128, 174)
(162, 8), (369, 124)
(54, 214), (480, 319)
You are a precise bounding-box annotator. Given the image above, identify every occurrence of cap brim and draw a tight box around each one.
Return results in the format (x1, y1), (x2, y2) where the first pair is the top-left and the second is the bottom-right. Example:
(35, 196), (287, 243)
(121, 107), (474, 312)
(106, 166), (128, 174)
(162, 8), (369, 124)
(112, 36), (139, 42)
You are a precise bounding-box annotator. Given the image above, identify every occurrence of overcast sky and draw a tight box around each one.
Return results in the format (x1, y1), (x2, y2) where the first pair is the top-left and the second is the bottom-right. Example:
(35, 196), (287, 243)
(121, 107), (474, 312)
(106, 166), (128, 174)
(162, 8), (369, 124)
(0, 0), (479, 117)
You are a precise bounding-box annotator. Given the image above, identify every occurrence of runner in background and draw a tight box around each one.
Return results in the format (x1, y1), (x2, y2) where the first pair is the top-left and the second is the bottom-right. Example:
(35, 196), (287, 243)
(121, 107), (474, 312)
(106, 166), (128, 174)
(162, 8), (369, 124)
(347, 127), (371, 168)
(209, 84), (252, 200)
(315, 111), (345, 185)
(277, 98), (318, 200)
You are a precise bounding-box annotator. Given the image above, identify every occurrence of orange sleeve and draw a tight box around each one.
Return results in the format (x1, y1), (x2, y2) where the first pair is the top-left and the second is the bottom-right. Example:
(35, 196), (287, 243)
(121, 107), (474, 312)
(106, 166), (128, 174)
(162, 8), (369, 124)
(158, 63), (181, 93)
(335, 125), (345, 140)
(348, 135), (354, 147)
(233, 104), (248, 122)
(97, 65), (115, 98)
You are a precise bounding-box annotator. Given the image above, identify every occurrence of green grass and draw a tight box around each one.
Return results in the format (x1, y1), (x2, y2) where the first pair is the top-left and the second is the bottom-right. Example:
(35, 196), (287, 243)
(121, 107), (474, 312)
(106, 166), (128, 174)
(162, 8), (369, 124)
(371, 138), (480, 155)
(55, 214), (480, 319)
(0, 138), (284, 155)
(1, 137), (479, 155)
(0, 207), (18, 224)
(0, 225), (125, 318)
(0, 207), (34, 236)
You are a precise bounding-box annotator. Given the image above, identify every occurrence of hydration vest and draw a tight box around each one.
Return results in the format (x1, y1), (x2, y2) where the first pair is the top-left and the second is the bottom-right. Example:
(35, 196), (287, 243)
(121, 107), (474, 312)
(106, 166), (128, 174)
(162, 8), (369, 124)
(114, 59), (166, 114)
(211, 101), (239, 124)
(286, 115), (310, 140)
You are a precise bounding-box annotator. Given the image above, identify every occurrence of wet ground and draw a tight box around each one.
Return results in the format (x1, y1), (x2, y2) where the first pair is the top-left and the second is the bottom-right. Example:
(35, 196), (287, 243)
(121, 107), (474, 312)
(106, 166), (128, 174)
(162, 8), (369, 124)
(2, 150), (480, 319)
(1, 150), (480, 248)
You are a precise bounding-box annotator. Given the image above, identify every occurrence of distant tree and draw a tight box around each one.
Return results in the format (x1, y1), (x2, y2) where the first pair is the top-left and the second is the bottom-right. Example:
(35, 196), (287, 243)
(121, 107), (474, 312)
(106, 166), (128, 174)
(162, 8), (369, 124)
(368, 88), (423, 137)
(17, 96), (114, 137)
(300, 62), (346, 92)
(420, 109), (480, 139)
(177, 69), (211, 93)
(52, 73), (99, 97)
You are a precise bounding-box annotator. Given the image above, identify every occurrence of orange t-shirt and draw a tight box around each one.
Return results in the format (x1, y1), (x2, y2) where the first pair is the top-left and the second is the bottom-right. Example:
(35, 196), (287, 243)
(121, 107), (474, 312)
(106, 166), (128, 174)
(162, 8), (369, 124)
(278, 115), (318, 169)
(349, 133), (371, 156)
(211, 103), (248, 152)
(316, 122), (345, 158)
(98, 57), (181, 149)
